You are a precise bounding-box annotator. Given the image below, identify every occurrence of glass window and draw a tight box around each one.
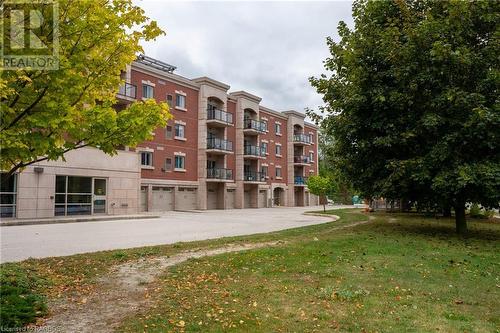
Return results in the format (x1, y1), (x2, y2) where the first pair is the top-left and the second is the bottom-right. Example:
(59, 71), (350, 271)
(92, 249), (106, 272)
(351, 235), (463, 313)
(275, 123), (281, 134)
(164, 158), (172, 171)
(275, 167), (282, 178)
(67, 176), (92, 194)
(142, 84), (154, 98)
(275, 144), (282, 156)
(94, 179), (106, 195)
(0, 173), (17, 218)
(309, 152), (314, 161)
(175, 124), (185, 138)
(175, 155), (185, 169)
(176, 94), (186, 108)
(141, 151), (153, 166)
(54, 176), (93, 216)
(261, 142), (268, 154)
(261, 166), (268, 177)
(166, 94), (173, 107)
(165, 125), (173, 139)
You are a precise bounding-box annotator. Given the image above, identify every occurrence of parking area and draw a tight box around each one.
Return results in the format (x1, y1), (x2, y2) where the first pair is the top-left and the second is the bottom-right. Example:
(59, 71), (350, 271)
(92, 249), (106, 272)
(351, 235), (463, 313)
(0, 206), (335, 263)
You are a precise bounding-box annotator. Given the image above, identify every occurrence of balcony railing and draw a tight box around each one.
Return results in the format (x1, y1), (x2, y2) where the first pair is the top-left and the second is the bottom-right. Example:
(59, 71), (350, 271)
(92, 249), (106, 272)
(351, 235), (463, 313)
(207, 108), (233, 124)
(207, 137), (233, 152)
(207, 168), (233, 180)
(244, 118), (267, 133)
(117, 82), (137, 99)
(293, 133), (311, 144)
(294, 176), (309, 185)
(244, 145), (265, 157)
(294, 155), (311, 164)
(244, 171), (266, 182)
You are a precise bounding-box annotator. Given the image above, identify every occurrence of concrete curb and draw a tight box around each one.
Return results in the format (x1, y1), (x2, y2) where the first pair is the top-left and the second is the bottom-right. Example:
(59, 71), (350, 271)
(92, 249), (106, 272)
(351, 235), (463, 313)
(0, 214), (161, 227)
(303, 212), (340, 220)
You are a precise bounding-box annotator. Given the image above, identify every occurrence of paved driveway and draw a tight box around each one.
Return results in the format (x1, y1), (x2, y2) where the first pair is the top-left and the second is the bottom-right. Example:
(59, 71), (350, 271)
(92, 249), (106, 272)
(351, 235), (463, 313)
(0, 206), (334, 263)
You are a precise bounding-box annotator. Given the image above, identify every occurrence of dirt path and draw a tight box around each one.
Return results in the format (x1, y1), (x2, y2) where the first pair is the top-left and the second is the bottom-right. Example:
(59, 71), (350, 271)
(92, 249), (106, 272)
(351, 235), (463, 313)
(41, 242), (281, 333)
(40, 219), (370, 332)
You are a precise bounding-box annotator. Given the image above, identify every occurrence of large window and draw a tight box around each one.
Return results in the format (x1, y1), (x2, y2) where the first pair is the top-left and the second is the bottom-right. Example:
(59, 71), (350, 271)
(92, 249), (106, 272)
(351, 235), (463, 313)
(261, 142), (268, 154)
(141, 151), (153, 167)
(55, 176), (92, 216)
(175, 124), (185, 138)
(175, 155), (185, 170)
(176, 94), (186, 109)
(142, 84), (154, 98)
(0, 173), (17, 218)
(275, 167), (282, 178)
(275, 144), (282, 156)
(275, 123), (281, 135)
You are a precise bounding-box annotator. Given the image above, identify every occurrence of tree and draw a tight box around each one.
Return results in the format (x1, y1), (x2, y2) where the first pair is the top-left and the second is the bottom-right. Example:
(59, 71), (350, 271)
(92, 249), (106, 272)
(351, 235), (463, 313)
(307, 175), (334, 212)
(309, 0), (500, 234)
(0, 0), (171, 178)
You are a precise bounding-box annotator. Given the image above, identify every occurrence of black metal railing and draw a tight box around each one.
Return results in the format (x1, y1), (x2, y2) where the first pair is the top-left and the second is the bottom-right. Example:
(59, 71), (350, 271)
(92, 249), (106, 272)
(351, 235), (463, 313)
(294, 176), (309, 185)
(294, 155), (311, 164)
(244, 145), (265, 157)
(293, 133), (311, 144)
(244, 118), (267, 132)
(207, 108), (233, 124)
(117, 82), (137, 99)
(207, 137), (233, 151)
(244, 171), (266, 182)
(207, 168), (233, 180)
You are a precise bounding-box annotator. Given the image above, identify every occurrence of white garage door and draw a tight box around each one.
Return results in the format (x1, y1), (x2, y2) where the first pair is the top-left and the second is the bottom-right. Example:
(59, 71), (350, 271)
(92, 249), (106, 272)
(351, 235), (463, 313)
(207, 188), (218, 210)
(258, 190), (267, 208)
(176, 187), (197, 211)
(226, 189), (235, 209)
(151, 186), (174, 212)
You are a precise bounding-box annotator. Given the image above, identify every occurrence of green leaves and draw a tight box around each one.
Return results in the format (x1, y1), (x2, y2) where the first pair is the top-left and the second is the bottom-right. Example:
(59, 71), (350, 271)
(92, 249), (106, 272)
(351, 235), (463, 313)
(0, 0), (170, 175)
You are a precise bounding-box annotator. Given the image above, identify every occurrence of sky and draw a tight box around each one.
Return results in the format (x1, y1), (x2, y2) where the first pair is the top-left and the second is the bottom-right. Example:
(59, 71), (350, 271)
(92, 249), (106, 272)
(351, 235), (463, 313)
(135, 1), (354, 115)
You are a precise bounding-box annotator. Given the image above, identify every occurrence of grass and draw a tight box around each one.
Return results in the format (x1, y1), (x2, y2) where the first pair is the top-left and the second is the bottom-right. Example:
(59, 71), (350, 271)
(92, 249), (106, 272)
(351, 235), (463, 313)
(0, 209), (499, 332)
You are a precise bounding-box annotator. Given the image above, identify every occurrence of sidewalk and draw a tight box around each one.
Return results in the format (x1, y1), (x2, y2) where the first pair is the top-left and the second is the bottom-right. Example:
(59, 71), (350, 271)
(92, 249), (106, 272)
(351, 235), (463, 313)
(0, 213), (161, 227)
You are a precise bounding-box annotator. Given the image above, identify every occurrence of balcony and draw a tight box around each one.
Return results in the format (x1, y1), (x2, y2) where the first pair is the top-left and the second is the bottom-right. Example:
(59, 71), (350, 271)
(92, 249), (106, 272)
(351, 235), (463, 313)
(117, 82), (137, 103)
(207, 137), (233, 154)
(293, 133), (311, 145)
(244, 171), (266, 183)
(207, 108), (233, 126)
(207, 168), (233, 181)
(244, 145), (265, 159)
(243, 118), (267, 135)
(294, 176), (309, 186)
(294, 155), (311, 165)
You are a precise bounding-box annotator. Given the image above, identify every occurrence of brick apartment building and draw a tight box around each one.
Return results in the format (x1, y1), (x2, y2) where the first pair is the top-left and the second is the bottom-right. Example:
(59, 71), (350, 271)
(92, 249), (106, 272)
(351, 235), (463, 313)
(1, 55), (319, 219)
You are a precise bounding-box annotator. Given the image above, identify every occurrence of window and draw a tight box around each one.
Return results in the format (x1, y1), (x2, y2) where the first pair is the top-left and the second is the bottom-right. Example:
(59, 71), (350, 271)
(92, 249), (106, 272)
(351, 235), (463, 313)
(275, 123), (281, 135)
(275, 167), (282, 178)
(261, 166), (268, 177)
(141, 151), (153, 167)
(175, 155), (185, 170)
(176, 94), (186, 109)
(275, 144), (282, 156)
(165, 125), (173, 139)
(1, 173), (17, 218)
(164, 158), (172, 171)
(175, 124), (185, 138)
(166, 94), (173, 107)
(309, 152), (314, 162)
(262, 121), (268, 132)
(142, 84), (154, 98)
(309, 134), (314, 143)
(55, 176), (92, 216)
(261, 142), (268, 154)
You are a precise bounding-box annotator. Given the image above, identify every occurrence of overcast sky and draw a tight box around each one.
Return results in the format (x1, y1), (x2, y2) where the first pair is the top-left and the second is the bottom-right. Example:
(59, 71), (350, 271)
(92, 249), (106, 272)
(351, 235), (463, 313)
(135, 1), (354, 114)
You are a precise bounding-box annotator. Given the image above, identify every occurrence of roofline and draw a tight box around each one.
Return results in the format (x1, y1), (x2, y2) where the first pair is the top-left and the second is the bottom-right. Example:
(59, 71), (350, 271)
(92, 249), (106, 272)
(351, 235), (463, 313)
(304, 121), (318, 129)
(259, 106), (288, 120)
(229, 90), (262, 103)
(131, 61), (200, 91)
(282, 110), (306, 118)
(192, 76), (230, 91)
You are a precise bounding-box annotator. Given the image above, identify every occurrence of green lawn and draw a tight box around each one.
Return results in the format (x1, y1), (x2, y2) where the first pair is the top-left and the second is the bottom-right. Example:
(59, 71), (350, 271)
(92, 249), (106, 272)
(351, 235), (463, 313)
(1, 209), (499, 332)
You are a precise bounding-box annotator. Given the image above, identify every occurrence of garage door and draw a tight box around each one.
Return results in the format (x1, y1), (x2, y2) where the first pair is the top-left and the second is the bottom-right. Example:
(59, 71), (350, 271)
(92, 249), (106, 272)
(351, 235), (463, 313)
(151, 186), (174, 212)
(176, 187), (197, 210)
(258, 190), (267, 208)
(244, 190), (251, 208)
(226, 189), (235, 209)
(207, 188), (218, 210)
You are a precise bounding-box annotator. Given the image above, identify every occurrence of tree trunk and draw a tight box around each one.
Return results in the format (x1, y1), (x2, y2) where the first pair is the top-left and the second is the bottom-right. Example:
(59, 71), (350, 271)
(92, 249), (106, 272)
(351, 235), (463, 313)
(442, 205), (452, 217)
(323, 203), (326, 212)
(454, 204), (467, 235)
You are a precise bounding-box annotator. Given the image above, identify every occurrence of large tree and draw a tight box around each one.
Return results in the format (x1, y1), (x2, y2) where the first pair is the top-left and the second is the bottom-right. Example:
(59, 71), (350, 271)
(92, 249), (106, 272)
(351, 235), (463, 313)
(309, 0), (499, 234)
(1, 0), (170, 178)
